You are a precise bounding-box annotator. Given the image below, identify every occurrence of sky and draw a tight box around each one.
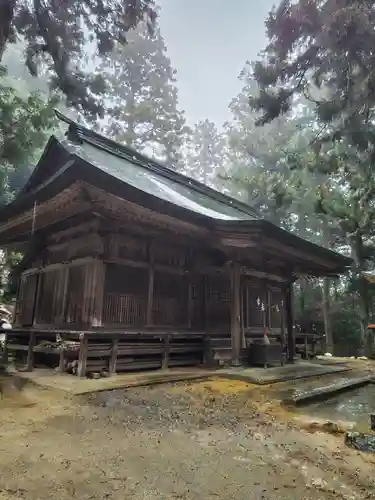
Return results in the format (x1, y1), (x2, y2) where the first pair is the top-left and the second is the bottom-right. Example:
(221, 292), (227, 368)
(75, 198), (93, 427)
(158, 0), (277, 128)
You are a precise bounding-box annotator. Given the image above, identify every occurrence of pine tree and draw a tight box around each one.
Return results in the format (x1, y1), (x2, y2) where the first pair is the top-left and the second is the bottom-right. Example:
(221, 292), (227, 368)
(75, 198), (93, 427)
(98, 23), (187, 169)
(185, 119), (226, 188)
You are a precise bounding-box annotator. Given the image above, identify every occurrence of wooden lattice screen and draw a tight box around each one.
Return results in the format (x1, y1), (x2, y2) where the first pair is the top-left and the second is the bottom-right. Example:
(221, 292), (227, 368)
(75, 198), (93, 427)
(103, 264), (148, 326)
(153, 271), (188, 327)
(65, 265), (86, 325)
(205, 273), (231, 330)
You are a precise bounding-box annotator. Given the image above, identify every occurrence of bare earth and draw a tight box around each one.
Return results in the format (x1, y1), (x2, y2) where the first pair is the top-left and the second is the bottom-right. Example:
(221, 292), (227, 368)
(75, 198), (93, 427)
(0, 378), (375, 500)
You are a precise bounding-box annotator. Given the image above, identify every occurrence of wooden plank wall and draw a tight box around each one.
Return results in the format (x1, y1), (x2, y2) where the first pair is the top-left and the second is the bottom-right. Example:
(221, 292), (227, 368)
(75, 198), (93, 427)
(15, 219), (289, 335)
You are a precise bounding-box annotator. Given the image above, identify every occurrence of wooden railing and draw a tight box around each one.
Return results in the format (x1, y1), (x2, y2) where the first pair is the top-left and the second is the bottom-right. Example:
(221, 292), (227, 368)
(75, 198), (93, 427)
(103, 293), (180, 327)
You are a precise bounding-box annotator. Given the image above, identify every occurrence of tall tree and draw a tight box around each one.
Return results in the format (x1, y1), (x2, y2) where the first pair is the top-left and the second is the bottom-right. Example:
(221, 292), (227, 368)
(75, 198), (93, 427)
(185, 119), (226, 187)
(0, 0), (156, 117)
(98, 23), (187, 169)
(224, 64), (312, 227)
(249, 0), (375, 354)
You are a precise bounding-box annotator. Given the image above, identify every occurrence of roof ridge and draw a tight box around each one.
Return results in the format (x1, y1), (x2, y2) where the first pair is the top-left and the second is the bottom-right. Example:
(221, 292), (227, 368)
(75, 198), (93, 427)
(55, 110), (260, 220)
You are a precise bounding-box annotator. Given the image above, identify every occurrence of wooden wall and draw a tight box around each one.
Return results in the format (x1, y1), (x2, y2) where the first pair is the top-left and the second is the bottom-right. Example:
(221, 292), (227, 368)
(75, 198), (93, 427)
(14, 218), (288, 334)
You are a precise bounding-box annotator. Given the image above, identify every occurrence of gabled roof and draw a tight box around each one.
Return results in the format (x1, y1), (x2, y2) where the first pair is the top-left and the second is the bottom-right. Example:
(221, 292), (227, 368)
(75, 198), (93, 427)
(49, 111), (261, 222)
(0, 112), (352, 274)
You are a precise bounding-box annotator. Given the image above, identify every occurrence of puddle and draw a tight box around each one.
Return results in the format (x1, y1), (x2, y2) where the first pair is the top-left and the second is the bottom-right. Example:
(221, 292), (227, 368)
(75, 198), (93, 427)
(299, 383), (375, 427)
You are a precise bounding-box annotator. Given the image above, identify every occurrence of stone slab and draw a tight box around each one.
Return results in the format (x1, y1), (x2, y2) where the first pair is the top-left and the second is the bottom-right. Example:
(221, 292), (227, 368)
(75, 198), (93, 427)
(10, 367), (213, 395)
(216, 362), (351, 386)
(345, 431), (375, 454)
(284, 374), (375, 406)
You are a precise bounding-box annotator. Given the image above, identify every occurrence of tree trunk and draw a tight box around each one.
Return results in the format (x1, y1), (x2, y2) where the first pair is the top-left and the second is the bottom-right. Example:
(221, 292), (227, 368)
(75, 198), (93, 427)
(0, 0), (16, 61)
(321, 218), (333, 353)
(322, 278), (333, 353)
(350, 234), (370, 356)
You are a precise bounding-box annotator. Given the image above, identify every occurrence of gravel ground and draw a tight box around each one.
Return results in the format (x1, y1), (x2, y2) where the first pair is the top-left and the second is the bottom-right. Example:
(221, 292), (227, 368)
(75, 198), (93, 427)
(0, 378), (375, 500)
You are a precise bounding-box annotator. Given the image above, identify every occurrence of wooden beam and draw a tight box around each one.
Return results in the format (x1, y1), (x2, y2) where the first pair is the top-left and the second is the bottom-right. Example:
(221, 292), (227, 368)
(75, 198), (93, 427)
(47, 219), (100, 244)
(230, 262), (241, 366)
(21, 256), (97, 277)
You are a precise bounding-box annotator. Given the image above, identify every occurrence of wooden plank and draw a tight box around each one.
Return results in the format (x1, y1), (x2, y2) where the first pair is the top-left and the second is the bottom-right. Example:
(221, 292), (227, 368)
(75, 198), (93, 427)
(77, 334), (88, 377)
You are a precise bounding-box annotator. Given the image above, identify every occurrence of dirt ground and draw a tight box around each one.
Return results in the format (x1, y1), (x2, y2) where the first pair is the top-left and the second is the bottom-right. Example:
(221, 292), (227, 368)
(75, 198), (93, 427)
(1, 378), (375, 500)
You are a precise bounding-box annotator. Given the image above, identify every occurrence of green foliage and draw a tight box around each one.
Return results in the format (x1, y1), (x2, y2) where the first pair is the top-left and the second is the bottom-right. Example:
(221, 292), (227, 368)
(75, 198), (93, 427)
(97, 23), (187, 168)
(251, 0), (375, 148)
(0, 66), (57, 204)
(0, 0), (156, 118)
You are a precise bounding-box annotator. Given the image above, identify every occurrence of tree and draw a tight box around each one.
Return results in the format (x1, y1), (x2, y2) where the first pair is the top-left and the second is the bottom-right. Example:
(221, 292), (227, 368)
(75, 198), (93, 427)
(250, 0), (375, 141)
(223, 64), (313, 227)
(185, 119), (226, 187)
(0, 0), (156, 117)
(248, 0), (375, 355)
(98, 23), (187, 169)
(0, 65), (57, 204)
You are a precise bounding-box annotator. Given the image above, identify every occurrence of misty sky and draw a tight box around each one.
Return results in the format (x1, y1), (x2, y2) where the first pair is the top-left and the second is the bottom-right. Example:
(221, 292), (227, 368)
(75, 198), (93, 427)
(158, 0), (277, 128)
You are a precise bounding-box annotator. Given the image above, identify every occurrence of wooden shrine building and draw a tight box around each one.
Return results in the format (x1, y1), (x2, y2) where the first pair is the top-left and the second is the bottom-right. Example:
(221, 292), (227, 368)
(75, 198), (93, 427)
(0, 114), (352, 375)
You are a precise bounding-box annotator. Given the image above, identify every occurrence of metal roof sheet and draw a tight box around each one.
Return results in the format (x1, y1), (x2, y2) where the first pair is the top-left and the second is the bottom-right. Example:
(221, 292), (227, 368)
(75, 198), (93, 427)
(64, 139), (258, 222)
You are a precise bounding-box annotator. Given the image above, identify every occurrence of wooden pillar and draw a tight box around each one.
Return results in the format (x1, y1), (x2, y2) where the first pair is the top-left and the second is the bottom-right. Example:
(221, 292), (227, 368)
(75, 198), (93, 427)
(162, 334), (170, 369)
(109, 337), (119, 375)
(187, 273), (194, 329)
(267, 288), (272, 328)
(146, 242), (154, 326)
(82, 260), (105, 327)
(26, 331), (36, 371)
(32, 272), (42, 326)
(77, 333), (88, 378)
(285, 282), (295, 363)
(60, 268), (69, 326)
(231, 263), (241, 366)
